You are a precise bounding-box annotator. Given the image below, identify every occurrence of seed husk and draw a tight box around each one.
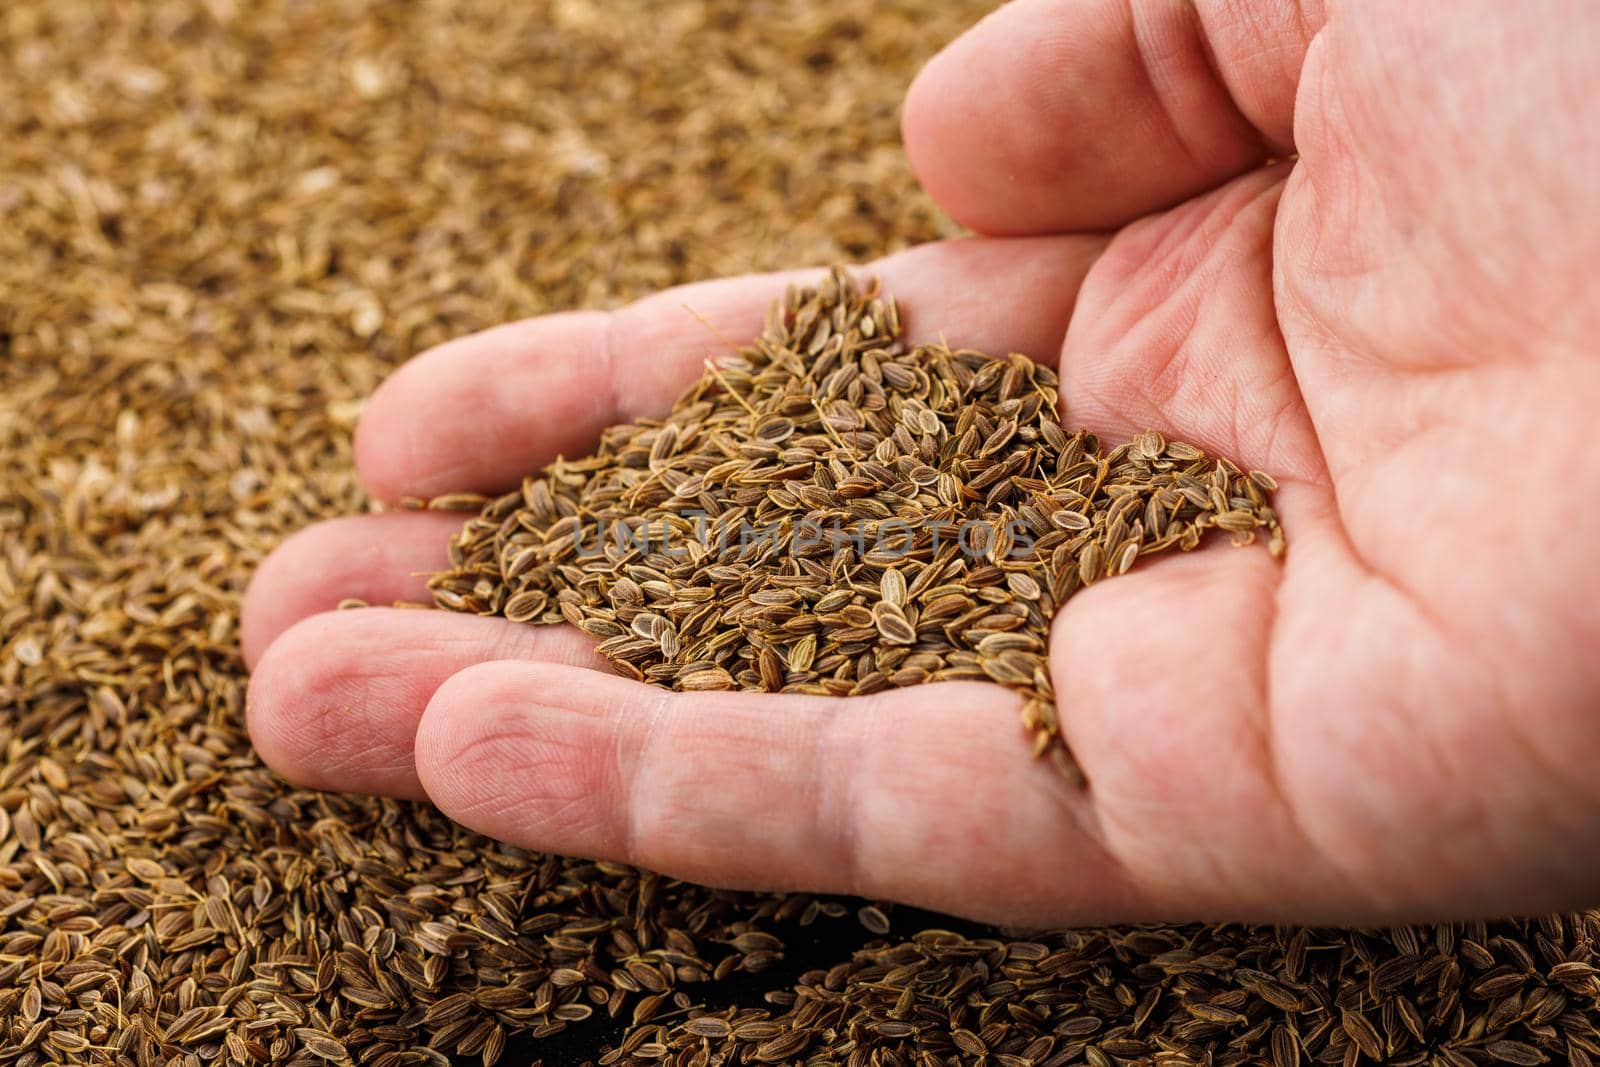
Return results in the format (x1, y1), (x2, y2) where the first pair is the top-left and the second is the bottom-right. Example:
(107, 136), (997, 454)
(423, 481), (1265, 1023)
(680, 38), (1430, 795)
(858, 905), (891, 936)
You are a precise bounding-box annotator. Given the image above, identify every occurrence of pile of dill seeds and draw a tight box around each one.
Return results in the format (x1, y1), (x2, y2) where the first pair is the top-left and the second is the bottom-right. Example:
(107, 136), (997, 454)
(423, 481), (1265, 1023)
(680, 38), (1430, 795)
(605, 917), (1600, 1067)
(2, 0), (1599, 1064)
(430, 268), (1285, 778)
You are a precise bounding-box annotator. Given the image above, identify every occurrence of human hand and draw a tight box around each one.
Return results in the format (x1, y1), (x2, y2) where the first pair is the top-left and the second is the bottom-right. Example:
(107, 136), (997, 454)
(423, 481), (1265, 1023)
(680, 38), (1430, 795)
(243, 0), (1600, 925)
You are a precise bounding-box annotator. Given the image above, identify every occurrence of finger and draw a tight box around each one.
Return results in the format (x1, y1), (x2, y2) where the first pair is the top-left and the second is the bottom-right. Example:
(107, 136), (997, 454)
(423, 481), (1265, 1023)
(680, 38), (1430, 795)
(241, 511), (466, 669)
(354, 234), (1104, 502)
(246, 608), (605, 799)
(414, 663), (1148, 926)
(1050, 495), (1587, 923)
(1046, 160), (1344, 914)
(901, 0), (1322, 235)
(1046, 537), (1355, 919)
(1061, 166), (1328, 486)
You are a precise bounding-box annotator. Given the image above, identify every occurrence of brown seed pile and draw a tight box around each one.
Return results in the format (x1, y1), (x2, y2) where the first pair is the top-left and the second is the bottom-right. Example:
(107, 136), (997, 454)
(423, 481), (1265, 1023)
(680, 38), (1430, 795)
(620, 918), (1600, 1067)
(2, 0), (1598, 1065)
(429, 269), (1284, 776)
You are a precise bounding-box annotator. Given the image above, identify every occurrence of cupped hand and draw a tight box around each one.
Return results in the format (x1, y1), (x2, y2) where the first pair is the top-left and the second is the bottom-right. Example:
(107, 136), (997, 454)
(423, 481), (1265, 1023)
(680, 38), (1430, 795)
(243, 0), (1600, 925)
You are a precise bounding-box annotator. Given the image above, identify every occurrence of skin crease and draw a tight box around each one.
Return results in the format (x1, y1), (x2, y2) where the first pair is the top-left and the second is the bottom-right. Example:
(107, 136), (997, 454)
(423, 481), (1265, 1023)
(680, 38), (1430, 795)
(243, 0), (1600, 926)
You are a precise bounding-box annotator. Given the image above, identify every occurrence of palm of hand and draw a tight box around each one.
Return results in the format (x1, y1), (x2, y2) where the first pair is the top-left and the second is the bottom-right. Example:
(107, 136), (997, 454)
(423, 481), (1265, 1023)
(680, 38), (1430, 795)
(243, 0), (1600, 923)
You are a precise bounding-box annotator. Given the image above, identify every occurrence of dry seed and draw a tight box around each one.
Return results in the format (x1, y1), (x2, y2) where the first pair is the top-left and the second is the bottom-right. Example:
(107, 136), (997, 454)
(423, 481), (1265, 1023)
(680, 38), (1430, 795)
(1487, 1041), (1550, 1065)
(680, 668), (736, 691)
(857, 905), (891, 936)
(682, 1017), (732, 1038)
(871, 601), (918, 646)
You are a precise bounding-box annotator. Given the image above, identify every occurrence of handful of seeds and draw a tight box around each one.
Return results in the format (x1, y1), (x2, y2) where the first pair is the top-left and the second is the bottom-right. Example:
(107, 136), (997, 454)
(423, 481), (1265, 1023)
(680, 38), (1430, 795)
(429, 268), (1284, 779)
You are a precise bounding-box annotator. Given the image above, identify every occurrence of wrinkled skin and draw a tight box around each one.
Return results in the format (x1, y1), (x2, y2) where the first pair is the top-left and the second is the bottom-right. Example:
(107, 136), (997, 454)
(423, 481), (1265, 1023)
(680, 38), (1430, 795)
(244, 0), (1600, 925)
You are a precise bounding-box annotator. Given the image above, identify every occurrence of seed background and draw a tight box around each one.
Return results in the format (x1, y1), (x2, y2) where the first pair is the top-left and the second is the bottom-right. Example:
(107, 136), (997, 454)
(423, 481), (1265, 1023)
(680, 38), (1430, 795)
(4, 1), (1600, 1066)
